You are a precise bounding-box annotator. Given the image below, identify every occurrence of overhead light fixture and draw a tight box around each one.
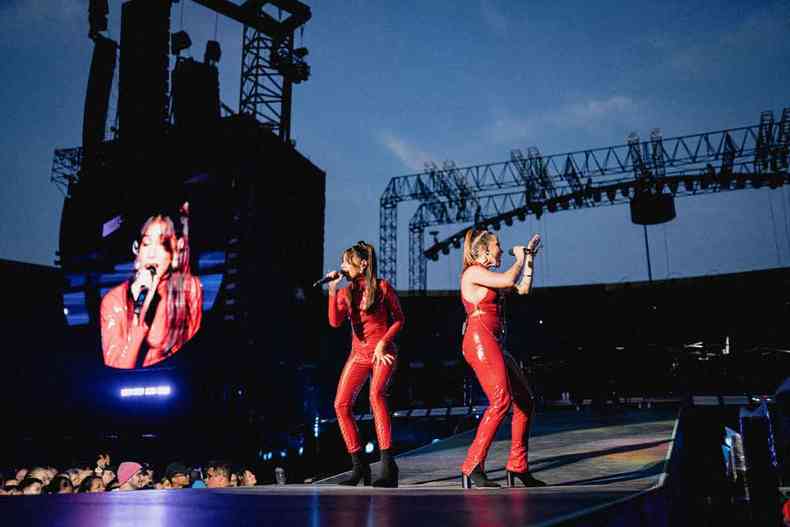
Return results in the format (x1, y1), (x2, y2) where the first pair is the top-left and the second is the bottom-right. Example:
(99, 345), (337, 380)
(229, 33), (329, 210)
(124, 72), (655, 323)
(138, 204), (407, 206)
(171, 31), (192, 56)
(204, 40), (221, 64)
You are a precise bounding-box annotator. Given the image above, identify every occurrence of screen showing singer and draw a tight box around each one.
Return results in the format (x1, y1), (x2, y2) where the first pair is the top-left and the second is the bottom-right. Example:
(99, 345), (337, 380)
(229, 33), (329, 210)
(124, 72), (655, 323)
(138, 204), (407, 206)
(99, 205), (203, 369)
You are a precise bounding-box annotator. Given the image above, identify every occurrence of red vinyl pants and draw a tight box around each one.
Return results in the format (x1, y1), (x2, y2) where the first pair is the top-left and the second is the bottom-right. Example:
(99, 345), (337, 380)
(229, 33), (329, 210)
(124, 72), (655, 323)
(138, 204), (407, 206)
(461, 319), (534, 475)
(334, 357), (396, 453)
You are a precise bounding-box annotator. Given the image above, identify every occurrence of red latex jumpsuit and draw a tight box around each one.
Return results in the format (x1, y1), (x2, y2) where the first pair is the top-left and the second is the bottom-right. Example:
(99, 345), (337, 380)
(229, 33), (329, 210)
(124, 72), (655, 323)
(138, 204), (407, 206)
(329, 277), (405, 453)
(100, 275), (203, 369)
(460, 264), (534, 476)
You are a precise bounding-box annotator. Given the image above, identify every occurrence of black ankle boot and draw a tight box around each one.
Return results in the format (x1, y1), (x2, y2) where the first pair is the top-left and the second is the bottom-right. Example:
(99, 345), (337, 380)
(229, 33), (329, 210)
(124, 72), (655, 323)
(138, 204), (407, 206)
(339, 451), (371, 486)
(372, 449), (399, 488)
(461, 465), (501, 489)
(506, 470), (547, 488)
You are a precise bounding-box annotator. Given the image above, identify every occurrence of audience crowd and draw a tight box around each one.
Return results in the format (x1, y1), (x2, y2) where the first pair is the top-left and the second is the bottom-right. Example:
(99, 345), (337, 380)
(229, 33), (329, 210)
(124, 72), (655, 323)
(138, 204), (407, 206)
(1, 454), (258, 496)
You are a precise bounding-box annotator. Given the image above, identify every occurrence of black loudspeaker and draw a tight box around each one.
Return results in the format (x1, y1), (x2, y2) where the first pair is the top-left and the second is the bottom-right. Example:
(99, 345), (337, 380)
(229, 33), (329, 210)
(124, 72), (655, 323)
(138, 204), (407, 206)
(630, 192), (676, 225)
(118, 0), (170, 147)
(171, 58), (220, 135)
(83, 35), (117, 156)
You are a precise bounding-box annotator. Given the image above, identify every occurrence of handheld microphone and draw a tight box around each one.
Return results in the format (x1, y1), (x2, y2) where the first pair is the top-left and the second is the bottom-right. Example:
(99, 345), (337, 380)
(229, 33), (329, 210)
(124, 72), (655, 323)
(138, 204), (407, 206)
(313, 271), (342, 288)
(508, 238), (542, 256)
(133, 266), (157, 315)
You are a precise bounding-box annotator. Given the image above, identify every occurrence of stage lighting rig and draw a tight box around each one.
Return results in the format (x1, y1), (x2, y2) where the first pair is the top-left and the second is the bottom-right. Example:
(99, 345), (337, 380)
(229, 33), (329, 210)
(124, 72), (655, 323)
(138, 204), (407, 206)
(171, 30), (193, 56)
(204, 40), (221, 65)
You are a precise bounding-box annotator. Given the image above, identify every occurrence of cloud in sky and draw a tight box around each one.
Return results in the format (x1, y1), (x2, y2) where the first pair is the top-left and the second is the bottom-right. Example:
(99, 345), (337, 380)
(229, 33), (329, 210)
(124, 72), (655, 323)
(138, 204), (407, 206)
(665, 1), (790, 77)
(378, 131), (435, 171)
(487, 95), (639, 144)
(480, 0), (509, 36)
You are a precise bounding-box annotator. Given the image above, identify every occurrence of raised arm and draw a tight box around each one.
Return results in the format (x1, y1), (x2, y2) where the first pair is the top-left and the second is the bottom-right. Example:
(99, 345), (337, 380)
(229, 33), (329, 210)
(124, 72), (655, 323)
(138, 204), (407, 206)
(516, 234), (541, 295)
(465, 250), (526, 290)
(327, 286), (350, 328)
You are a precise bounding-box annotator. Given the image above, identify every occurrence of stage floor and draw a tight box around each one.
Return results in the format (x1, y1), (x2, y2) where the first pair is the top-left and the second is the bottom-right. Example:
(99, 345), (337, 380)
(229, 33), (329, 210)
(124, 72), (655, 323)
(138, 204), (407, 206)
(1, 408), (677, 526)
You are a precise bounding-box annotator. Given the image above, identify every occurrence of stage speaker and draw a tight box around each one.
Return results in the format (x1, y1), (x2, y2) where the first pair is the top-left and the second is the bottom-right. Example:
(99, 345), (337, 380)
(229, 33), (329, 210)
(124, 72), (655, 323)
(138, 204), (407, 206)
(630, 192), (676, 225)
(83, 35), (117, 159)
(171, 58), (220, 135)
(119, 0), (171, 148)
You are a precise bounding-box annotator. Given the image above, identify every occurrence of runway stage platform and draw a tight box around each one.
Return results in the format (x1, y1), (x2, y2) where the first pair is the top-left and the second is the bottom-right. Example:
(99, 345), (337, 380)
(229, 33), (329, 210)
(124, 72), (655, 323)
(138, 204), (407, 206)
(2, 407), (678, 526)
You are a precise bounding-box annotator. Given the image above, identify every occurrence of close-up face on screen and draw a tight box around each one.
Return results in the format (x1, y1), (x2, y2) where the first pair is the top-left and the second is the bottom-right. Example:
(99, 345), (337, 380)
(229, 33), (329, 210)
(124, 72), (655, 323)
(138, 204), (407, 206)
(99, 213), (203, 369)
(61, 193), (226, 371)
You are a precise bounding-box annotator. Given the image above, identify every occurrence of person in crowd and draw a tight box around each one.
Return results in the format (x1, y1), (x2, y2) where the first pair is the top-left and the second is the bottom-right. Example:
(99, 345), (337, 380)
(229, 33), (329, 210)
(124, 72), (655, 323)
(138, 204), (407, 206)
(78, 476), (105, 493)
(101, 467), (116, 487)
(165, 462), (191, 489)
(116, 462), (146, 491)
(100, 203), (202, 369)
(205, 461), (232, 489)
(324, 241), (405, 488)
(458, 228), (547, 489)
(26, 467), (52, 487)
(238, 467), (257, 487)
(47, 476), (74, 494)
(18, 477), (43, 495)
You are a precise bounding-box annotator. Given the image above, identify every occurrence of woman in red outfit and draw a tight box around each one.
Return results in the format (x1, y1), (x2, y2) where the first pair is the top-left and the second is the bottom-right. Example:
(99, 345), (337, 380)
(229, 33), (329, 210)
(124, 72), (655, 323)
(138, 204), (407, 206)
(100, 204), (202, 369)
(459, 227), (546, 489)
(325, 241), (405, 487)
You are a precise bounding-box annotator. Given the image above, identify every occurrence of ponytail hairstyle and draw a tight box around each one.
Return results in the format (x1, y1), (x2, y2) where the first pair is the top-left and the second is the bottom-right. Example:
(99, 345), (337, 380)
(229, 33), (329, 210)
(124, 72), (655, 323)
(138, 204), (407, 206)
(462, 227), (495, 270)
(343, 240), (379, 311)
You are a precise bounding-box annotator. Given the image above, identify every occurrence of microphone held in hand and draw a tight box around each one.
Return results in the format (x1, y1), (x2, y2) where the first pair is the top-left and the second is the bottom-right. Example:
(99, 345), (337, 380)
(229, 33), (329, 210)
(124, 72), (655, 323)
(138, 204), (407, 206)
(313, 271), (342, 288)
(133, 266), (157, 316)
(508, 242), (541, 257)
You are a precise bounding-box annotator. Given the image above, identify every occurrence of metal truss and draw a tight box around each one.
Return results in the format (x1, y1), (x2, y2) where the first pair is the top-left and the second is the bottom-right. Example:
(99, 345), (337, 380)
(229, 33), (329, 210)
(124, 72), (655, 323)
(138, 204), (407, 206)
(50, 147), (83, 198)
(379, 108), (790, 291)
(238, 1), (311, 143)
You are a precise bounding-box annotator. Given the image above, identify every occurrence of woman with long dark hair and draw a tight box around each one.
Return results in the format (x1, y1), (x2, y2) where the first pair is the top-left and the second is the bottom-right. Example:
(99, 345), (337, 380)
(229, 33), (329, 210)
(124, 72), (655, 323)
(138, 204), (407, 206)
(325, 241), (405, 487)
(459, 227), (546, 489)
(100, 203), (202, 369)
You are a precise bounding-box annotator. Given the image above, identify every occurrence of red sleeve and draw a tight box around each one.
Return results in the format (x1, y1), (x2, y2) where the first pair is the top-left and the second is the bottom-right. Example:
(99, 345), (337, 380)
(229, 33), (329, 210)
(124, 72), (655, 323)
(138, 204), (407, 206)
(100, 285), (148, 369)
(328, 287), (349, 328)
(380, 280), (404, 345)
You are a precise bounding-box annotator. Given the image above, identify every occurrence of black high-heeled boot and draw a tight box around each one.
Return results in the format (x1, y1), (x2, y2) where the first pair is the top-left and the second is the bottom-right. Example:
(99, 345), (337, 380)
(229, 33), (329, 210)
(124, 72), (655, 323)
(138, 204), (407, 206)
(372, 449), (399, 488)
(461, 465), (501, 489)
(506, 470), (547, 488)
(339, 451), (371, 486)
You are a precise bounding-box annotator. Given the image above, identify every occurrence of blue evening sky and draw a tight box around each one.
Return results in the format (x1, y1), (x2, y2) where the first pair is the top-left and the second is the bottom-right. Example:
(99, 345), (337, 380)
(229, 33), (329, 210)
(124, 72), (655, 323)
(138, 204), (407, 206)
(1, 0), (789, 290)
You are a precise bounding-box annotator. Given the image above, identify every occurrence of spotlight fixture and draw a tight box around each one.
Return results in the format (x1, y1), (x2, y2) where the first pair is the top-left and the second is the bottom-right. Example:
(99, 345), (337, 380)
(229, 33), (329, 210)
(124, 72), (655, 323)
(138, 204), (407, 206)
(492, 221), (501, 231)
(505, 217), (513, 227)
(452, 238), (461, 249)
(204, 40), (221, 64)
(606, 188), (616, 203)
(621, 185), (630, 199)
(547, 201), (557, 213)
(171, 30), (192, 56)
(517, 211), (526, 222)
(441, 245), (450, 255)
